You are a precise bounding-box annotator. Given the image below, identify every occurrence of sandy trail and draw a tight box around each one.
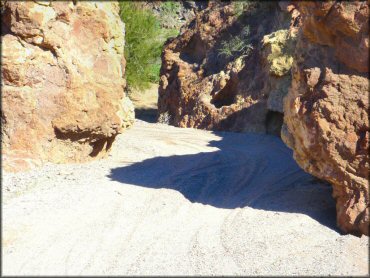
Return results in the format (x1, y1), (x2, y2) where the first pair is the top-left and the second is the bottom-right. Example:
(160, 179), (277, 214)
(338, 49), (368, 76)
(128, 83), (159, 123)
(3, 120), (369, 276)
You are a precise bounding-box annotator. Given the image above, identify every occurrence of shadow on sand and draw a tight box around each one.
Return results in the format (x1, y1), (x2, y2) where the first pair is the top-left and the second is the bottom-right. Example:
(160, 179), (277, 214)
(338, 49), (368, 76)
(134, 108), (158, 123)
(108, 130), (340, 233)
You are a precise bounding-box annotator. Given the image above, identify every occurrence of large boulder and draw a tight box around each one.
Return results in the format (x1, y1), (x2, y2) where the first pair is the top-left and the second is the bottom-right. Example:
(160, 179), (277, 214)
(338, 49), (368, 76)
(282, 1), (369, 235)
(158, 1), (299, 135)
(1, 1), (134, 171)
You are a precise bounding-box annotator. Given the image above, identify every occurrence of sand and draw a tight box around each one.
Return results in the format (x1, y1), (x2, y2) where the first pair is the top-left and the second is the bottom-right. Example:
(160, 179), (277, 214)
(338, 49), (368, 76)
(2, 120), (369, 276)
(128, 83), (159, 123)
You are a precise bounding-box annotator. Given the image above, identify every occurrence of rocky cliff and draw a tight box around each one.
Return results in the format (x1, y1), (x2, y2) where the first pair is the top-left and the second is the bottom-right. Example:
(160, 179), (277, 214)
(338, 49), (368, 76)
(282, 1), (369, 236)
(1, 1), (134, 171)
(158, 1), (300, 135)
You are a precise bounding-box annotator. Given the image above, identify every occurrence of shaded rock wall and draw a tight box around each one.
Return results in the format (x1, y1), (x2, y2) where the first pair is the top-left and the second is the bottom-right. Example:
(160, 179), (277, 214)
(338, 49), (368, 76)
(282, 1), (369, 235)
(158, 1), (299, 135)
(1, 1), (134, 171)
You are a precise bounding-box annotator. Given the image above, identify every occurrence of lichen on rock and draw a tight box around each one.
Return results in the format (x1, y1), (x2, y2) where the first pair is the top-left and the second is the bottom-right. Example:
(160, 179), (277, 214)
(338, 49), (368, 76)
(262, 29), (295, 77)
(262, 29), (297, 114)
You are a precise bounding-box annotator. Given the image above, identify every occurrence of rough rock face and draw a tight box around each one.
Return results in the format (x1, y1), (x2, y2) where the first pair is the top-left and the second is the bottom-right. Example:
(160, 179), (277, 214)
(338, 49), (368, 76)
(1, 1), (134, 171)
(282, 1), (369, 235)
(158, 1), (300, 135)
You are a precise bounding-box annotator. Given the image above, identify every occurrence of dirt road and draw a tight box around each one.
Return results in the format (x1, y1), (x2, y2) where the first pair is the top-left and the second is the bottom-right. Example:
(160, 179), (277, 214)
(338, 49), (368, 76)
(3, 120), (368, 276)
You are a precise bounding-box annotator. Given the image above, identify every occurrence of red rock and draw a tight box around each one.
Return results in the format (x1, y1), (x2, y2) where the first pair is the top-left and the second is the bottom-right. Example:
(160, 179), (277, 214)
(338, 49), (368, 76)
(158, 2), (299, 135)
(282, 1), (369, 235)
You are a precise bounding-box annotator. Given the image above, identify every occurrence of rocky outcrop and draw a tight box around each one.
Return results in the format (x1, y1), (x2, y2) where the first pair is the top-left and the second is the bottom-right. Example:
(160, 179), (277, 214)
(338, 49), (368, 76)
(159, 1), (369, 236)
(158, 1), (299, 135)
(282, 1), (369, 235)
(1, 1), (134, 171)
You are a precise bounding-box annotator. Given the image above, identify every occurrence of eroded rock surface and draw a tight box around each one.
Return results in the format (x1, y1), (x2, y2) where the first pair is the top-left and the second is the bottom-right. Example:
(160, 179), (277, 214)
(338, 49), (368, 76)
(158, 1), (299, 135)
(1, 1), (134, 171)
(282, 1), (369, 235)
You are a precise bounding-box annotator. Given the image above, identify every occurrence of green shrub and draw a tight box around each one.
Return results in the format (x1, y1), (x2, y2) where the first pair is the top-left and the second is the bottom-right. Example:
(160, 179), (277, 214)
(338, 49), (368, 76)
(160, 1), (181, 28)
(119, 2), (179, 90)
(232, 0), (258, 18)
(161, 1), (181, 15)
(119, 2), (162, 89)
(218, 25), (253, 59)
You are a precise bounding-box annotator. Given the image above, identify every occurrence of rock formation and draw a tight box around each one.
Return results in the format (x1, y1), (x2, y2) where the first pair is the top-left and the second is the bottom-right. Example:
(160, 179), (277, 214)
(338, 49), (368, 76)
(158, 1), (369, 236)
(282, 1), (369, 235)
(158, 1), (299, 135)
(1, 1), (134, 171)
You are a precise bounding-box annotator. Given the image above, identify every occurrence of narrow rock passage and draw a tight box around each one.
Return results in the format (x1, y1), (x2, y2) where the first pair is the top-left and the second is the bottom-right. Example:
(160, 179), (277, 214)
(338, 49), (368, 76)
(3, 120), (369, 276)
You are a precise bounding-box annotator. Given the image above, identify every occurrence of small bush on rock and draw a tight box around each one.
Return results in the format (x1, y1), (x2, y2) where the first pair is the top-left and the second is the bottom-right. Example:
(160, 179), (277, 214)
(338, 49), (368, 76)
(218, 25), (253, 59)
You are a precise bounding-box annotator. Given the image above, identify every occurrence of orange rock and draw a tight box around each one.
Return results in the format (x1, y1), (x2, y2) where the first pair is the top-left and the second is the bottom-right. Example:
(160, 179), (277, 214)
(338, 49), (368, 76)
(158, 2), (299, 135)
(1, 1), (134, 172)
(282, 1), (369, 235)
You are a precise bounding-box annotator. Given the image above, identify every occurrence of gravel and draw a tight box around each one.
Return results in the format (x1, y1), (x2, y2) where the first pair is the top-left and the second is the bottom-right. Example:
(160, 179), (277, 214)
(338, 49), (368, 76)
(3, 120), (369, 276)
